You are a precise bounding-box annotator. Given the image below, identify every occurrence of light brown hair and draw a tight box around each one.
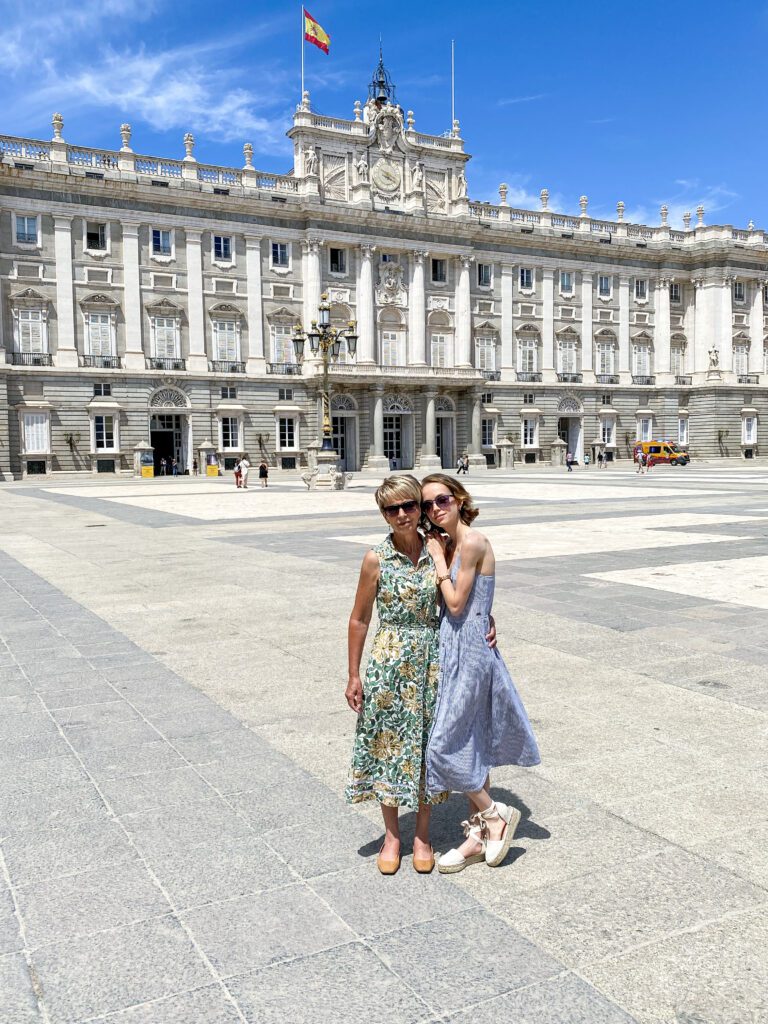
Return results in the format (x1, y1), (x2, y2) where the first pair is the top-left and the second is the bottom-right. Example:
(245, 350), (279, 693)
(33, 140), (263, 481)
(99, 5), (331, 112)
(421, 473), (479, 525)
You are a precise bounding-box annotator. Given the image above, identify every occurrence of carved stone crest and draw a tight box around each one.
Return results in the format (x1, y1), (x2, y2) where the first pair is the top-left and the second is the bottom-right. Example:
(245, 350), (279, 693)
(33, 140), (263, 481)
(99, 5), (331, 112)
(373, 108), (403, 154)
(375, 262), (407, 306)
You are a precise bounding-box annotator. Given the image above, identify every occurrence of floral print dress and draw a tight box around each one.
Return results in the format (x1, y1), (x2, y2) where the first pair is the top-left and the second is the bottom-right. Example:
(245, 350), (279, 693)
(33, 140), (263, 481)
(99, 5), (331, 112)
(345, 535), (449, 809)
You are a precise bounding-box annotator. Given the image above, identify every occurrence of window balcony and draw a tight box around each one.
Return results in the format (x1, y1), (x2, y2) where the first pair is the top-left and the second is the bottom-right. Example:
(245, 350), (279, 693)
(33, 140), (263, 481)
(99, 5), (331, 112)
(557, 372), (583, 383)
(632, 375), (656, 385)
(81, 355), (121, 368)
(595, 374), (619, 384)
(211, 360), (245, 374)
(267, 362), (302, 375)
(481, 369), (501, 381)
(12, 352), (52, 366)
(674, 375), (692, 385)
(516, 371), (542, 382)
(738, 374), (759, 384)
(147, 356), (186, 371)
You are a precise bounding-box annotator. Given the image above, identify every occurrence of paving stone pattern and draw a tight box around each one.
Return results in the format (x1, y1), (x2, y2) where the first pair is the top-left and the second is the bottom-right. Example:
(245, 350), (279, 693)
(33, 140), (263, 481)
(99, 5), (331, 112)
(0, 550), (632, 1023)
(2, 466), (768, 1024)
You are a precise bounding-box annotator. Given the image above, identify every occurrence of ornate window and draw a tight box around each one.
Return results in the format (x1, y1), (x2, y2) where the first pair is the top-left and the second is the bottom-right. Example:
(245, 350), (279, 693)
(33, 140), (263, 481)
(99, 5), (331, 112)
(475, 335), (496, 371)
(10, 289), (48, 353)
(557, 330), (579, 373)
(733, 281), (746, 304)
(213, 235), (233, 263)
(634, 279), (648, 301)
(522, 419), (537, 447)
(22, 412), (50, 453)
(670, 336), (686, 375)
(271, 324), (294, 364)
(14, 214), (40, 247)
(213, 319), (239, 362)
(601, 420), (613, 445)
(743, 414), (757, 444)
(86, 313), (113, 356)
(598, 275), (612, 298)
(632, 340), (652, 376)
(516, 327), (539, 373)
(220, 417), (240, 450)
(153, 317), (179, 358)
(678, 417), (689, 445)
(559, 271), (574, 295)
(383, 394), (413, 413)
(431, 333), (447, 367)
(151, 228), (173, 258)
(733, 339), (749, 376)
(519, 267), (533, 291)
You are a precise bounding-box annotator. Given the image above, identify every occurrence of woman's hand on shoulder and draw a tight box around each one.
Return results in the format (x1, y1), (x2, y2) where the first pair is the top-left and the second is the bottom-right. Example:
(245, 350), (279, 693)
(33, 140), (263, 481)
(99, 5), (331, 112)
(425, 532), (449, 568)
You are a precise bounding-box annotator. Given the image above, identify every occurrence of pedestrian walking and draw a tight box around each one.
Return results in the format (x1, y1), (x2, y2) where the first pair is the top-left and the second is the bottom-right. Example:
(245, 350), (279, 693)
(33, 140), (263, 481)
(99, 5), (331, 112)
(463, 454), (470, 474)
(192, 458), (198, 476)
(234, 460), (242, 488)
(566, 451), (574, 472)
(259, 460), (269, 488)
(584, 453), (591, 468)
(160, 457), (167, 476)
(240, 455), (250, 489)
(171, 458), (178, 477)
(422, 474), (540, 874)
(597, 450), (603, 469)
(456, 455), (465, 475)
(646, 453), (654, 471)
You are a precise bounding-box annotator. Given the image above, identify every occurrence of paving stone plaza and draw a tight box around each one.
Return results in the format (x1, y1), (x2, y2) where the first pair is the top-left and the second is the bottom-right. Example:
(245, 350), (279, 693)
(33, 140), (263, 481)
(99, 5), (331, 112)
(1, 464), (768, 1024)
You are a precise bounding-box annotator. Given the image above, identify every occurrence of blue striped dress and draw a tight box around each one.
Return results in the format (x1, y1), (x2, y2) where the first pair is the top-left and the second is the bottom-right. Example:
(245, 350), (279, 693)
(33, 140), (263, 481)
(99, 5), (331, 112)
(425, 554), (541, 795)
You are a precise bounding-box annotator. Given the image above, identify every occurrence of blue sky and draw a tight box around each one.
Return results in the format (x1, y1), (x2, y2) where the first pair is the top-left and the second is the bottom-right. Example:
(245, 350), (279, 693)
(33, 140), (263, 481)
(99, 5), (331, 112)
(1, 0), (766, 229)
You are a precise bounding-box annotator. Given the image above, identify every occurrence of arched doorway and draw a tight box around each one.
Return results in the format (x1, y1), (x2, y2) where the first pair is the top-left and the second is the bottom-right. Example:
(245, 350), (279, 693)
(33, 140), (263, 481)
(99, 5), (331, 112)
(331, 393), (359, 471)
(435, 395), (456, 469)
(383, 393), (414, 469)
(148, 386), (192, 474)
(556, 395), (583, 463)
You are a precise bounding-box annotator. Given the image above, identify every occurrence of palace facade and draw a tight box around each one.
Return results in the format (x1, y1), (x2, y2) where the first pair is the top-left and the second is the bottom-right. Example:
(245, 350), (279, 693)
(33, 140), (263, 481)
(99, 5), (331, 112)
(1, 57), (766, 479)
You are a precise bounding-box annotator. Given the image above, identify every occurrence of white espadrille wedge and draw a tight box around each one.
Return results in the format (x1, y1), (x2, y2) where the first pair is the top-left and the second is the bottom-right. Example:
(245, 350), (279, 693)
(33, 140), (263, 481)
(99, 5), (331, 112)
(479, 800), (521, 867)
(437, 813), (487, 874)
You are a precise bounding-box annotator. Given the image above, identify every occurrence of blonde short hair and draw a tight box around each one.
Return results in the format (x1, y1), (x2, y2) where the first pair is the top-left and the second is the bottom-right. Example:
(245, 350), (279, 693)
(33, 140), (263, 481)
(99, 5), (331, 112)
(374, 473), (422, 512)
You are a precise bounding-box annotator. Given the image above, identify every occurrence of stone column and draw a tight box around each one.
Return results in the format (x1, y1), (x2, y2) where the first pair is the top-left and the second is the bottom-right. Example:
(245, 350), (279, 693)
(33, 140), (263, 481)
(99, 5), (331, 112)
(454, 255), (473, 367)
(357, 244), (376, 364)
(655, 278), (671, 380)
(122, 222), (145, 371)
(409, 251), (427, 365)
(749, 279), (764, 374)
(468, 388), (485, 467)
(500, 262), (515, 373)
(302, 238), (322, 329)
(420, 388), (440, 468)
(581, 271), (593, 373)
(53, 216), (78, 368)
(244, 235), (265, 372)
(184, 229), (208, 372)
(693, 279), (709, 374)
(369, 384), (388, 469)
(720, 276), (733, 372)
(618, 274), (631, 376)
(541, 268), (555, 376)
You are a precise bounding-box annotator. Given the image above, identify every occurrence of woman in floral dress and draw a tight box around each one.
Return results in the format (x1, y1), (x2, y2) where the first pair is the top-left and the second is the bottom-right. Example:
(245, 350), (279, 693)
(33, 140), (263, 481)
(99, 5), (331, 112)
(345, 474), (448, 874)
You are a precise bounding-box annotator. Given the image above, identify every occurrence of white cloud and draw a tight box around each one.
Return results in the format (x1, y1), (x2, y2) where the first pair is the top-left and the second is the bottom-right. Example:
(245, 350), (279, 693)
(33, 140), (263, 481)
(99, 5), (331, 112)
(497, 93), (548, 107)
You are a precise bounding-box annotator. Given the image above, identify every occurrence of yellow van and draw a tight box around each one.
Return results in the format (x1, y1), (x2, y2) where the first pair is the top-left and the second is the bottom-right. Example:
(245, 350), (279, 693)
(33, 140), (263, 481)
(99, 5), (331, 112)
(633, 440), (690, 466)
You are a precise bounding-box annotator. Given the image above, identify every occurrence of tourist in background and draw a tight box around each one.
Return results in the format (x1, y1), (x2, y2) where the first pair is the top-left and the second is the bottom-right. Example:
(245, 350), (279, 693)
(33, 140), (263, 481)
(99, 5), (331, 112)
(240, 455), (250, 489)
(566, 451), (574, 472)
(259, 460), (269, 488)
(234, 460), (242, 488)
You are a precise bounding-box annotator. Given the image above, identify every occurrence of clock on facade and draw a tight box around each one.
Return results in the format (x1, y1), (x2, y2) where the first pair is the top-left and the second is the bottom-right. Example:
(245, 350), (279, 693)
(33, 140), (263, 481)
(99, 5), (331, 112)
(371, 158), (400, 193)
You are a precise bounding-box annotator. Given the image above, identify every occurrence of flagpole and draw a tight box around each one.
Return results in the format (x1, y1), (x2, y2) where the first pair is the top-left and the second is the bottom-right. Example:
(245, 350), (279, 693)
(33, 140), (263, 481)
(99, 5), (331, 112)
(451, 39), (455, 129)
(301, 5), (305, 102)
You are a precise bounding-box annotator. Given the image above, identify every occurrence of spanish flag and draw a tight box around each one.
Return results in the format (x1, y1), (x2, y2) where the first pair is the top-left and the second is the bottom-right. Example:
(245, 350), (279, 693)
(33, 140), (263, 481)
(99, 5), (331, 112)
(304, 8), (330, 54)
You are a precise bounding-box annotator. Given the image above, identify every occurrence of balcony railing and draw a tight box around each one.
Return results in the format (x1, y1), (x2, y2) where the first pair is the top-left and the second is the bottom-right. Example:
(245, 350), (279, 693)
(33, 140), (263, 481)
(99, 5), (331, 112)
(738, 374), (760, 384)
(328, 364), (481, 378)
(516, 371), (542, 382)
(147, 357), (186, 371)
(81, 355), (121, 368)
(210, 360), (245, 374)
(632, 375), (656, 385)
(595, 374), (619, 384)
(674, 375), (692, 385)
(11, 352), (52, 366)
(482, 369), (501, 381)
(16, 232), (38, 245)
(267, 362), (302, 375)
(557, 372), (583, 383)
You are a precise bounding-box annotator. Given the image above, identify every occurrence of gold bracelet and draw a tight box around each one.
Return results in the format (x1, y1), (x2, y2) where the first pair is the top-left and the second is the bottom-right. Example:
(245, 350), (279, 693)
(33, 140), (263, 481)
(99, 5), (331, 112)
(436, 573), (451, 585)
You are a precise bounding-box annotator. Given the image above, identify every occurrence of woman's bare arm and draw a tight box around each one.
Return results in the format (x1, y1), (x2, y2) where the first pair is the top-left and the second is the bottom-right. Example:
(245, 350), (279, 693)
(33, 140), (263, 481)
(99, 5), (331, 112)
(345, 550), (379, 712)
(427, 531), (486, 617)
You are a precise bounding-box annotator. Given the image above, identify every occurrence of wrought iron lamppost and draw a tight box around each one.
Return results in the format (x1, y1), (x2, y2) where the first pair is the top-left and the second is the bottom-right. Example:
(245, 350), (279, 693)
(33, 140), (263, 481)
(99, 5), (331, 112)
(293, 293), (358, 452)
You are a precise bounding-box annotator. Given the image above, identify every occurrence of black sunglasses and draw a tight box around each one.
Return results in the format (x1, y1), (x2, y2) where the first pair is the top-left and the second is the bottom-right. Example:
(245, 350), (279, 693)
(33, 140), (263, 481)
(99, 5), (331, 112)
(382, 499), (420, 517)
(421, 494), (454, 513)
